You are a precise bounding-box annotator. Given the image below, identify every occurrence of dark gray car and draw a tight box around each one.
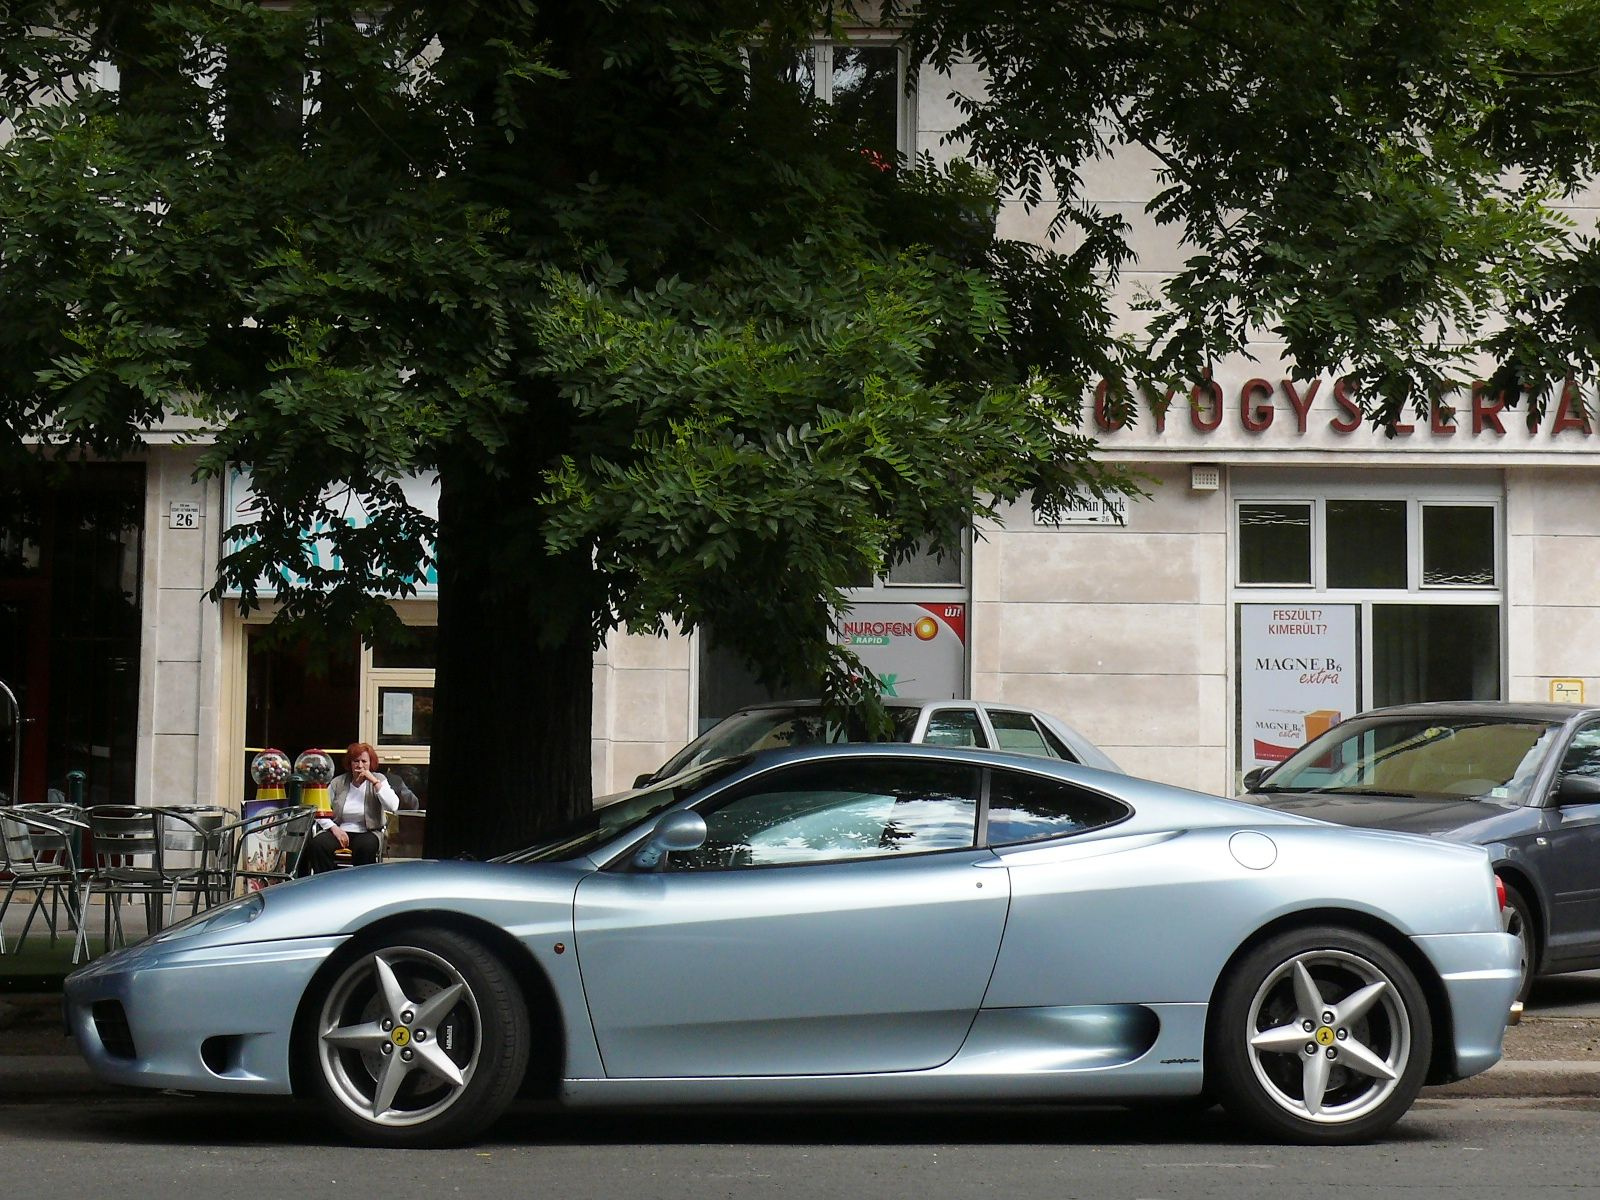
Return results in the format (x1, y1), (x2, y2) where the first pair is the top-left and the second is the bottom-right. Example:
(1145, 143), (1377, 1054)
(1238, 701), (1600, 1004)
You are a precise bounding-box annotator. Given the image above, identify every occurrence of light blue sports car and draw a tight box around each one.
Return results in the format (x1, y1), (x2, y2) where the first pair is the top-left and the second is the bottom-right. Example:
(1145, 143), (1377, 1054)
(64, 745), (1520, 1147)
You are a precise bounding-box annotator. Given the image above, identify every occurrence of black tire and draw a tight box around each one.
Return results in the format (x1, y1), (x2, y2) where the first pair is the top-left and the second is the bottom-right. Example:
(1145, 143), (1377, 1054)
(1207, 926), (1432, 1144)
(302, 926), (530, 1148)
(1502, 883), (1538, 1006)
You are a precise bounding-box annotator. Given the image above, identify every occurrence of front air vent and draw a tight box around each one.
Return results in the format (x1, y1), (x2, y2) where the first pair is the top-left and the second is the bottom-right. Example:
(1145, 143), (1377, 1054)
(91, 1000), (137, 1060)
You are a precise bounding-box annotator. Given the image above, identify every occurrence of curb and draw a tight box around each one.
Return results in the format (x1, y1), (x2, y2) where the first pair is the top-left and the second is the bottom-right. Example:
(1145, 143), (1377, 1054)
(1425, 1059), (1600, 1100)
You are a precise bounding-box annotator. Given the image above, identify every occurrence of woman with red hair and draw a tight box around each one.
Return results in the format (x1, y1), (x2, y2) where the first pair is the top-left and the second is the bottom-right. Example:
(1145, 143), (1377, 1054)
(304, 742), (400, 873)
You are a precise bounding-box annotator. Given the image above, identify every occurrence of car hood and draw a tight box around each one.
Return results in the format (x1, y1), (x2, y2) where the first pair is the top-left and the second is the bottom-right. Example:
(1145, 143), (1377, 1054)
(1240, 790), (1514, 838)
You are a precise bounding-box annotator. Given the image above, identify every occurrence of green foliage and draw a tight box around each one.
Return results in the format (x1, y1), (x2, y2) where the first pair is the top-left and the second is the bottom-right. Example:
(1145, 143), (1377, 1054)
(0, 0), (1133, 701)
(909, 0), (1600, 420)
(8, 1), (1600, 817)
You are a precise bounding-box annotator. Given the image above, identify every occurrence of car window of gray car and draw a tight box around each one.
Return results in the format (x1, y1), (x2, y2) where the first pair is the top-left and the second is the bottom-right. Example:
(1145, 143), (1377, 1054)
(1264, 717), (1561, 802)
(985, 769), (1130, 846)
(665, 758), (982, 870)
(1559, 723), (1600, 778)
(987, 710), (1074, 761)
(921, 707), (989, 749)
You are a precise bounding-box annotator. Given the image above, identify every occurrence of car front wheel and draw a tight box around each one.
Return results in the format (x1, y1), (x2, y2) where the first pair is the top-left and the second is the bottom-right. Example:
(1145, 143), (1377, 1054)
(1207, 926), (1432, 1144)
(305, 927), (530, 1147)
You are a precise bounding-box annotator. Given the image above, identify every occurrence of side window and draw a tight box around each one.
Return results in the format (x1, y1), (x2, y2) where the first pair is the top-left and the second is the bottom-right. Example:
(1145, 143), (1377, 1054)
(985, 769), (1128, 848)
(670, 759), (980, 870)
(921, 707), (988, 748)
(1560, 723), (1600, 778)
(987, 710), (1067, 760)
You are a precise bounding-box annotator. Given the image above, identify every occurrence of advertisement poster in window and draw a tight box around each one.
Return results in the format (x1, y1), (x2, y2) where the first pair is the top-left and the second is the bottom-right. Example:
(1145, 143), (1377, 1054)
(1238, 604), (1359, 771)
(838, 603), (967, 700)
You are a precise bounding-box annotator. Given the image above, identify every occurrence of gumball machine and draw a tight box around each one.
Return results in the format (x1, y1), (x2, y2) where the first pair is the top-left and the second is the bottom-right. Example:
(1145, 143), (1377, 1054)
(250, 748), (291, 805)
(294, 749), (336, 821)
(245, 748), (293, 881)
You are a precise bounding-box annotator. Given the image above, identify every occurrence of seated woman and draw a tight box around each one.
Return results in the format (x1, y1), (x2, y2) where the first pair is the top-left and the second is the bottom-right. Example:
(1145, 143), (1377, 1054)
(303, 742), (400, 874)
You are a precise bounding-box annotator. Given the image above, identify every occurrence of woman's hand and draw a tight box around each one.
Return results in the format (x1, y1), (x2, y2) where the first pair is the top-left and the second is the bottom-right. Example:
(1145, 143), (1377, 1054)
(332, 827), (350, 849)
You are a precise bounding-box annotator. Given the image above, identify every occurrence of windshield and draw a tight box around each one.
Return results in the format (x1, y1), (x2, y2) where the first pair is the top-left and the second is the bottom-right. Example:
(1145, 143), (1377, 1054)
(653, 705), (921, 780)
(1259, 716), (1563, 804)
(494, 758), (749, 864)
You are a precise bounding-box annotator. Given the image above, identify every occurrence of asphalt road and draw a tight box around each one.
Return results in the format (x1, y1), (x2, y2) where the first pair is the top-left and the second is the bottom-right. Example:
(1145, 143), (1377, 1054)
(3, 1092), (1599, 1200)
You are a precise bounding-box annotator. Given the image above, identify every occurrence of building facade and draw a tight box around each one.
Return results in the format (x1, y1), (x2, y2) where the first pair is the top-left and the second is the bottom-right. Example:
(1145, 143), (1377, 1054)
(4, 29), (1599, 820)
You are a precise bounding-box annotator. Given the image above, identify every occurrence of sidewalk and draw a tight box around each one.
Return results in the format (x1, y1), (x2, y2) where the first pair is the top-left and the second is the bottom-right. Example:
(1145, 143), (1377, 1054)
(2, 990), (1597, 1104)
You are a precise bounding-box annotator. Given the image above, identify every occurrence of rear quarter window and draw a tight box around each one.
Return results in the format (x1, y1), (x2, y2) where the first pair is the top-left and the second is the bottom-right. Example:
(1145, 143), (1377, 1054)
(986, 768), (1128, 846)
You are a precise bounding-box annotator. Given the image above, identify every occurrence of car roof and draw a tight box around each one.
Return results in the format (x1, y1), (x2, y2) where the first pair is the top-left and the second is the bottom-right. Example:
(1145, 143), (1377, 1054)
(1354, 701), (1600, 722)
(719, 698), (1034, 713)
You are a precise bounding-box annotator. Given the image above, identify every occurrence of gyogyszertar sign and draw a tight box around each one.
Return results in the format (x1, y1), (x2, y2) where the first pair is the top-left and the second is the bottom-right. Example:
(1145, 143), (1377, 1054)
(1085, 373), (1600, 453)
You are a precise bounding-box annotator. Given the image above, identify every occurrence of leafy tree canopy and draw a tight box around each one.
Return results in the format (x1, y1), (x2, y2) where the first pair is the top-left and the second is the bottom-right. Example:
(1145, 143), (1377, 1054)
(3, 1), (1599, 851)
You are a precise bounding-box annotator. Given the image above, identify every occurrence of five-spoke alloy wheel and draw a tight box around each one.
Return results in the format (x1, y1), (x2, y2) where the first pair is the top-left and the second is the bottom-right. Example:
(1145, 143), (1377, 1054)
(305, 927), (529, 1147)
(1208, 926), (1432, 1143)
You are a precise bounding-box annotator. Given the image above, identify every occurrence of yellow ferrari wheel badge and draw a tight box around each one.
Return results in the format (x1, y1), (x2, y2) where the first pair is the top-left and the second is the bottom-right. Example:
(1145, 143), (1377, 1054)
(392, 1027), (411, 1048)
(1315, 1025), (1336, 1047)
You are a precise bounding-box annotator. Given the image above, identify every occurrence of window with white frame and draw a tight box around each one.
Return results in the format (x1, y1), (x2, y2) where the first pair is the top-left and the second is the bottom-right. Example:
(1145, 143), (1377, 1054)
(748, 32), (914, 162)
(1232, 482), (1503, 754)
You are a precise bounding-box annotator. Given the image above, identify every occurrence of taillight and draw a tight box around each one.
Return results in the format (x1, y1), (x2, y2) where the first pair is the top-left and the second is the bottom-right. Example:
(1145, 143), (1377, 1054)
(1495, 873), (1507, 911)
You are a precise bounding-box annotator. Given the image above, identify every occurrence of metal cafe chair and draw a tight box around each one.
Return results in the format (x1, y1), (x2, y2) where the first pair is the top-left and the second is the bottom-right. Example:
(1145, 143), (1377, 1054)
(81, 805), (168, 959)
(0, 806), (88, 956)
(155, 806), (232, 925)
(227, 805), (316, 894)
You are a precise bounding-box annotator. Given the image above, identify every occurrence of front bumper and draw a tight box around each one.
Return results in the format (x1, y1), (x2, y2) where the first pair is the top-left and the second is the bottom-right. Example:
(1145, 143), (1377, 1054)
(64, 934), (347, 1094)
(1411, 930), (1521, 1083)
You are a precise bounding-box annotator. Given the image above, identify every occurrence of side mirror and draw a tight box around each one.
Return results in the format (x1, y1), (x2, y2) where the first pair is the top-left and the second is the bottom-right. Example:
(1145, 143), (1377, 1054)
(1241, 767), (1269, 793)
(1556, 772), (1600, 805)
(631, 809), (707, 871)
(632, 773), (655, 790)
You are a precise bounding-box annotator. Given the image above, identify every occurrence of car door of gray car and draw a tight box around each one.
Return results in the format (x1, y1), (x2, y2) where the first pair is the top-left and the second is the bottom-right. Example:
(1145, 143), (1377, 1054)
(572, 757), (1010, 1079)
(1538, 720), (1600, 962)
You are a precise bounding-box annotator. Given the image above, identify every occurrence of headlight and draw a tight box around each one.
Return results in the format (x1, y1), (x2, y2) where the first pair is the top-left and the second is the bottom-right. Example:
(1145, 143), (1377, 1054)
(149, 893), (265, 943)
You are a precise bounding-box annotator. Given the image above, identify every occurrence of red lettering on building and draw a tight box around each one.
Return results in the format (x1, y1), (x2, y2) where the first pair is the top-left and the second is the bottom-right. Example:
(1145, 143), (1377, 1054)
(1280, 378), (1320, 433)
(1429, 396), (1457, 435)
(1330, 377), (1363, 434)
(1241, 378), (1274, 433)
(1553, 379), (1592, 435)
(1093, 379), (1126, 432)
(1472, 381), (1507, 435)
(1141, 382), (1177, 433)
(1190, 378), (1224, 432)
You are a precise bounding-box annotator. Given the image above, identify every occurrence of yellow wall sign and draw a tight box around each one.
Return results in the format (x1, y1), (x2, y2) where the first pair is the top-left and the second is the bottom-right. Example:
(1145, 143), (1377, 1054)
(1551, 679), (1586, 704)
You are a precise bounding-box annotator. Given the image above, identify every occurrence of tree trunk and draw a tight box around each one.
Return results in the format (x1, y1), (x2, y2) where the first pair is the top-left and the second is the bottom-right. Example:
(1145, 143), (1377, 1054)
(424, 456), (596, 860)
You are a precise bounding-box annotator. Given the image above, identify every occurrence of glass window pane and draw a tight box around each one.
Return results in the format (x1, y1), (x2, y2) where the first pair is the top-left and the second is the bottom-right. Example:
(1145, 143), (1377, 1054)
(748, 43), (816, 101)
(922, 707), (987, 748)
(371, 625), (436, 669)
(1326, 500), (1406, 589)
(830, 44), (900, 163)
(1424, 506), (1496, 586)
(1238, 503), (1312, 585)
(884, 538), (962, 585)
(986, 770), (1127, 846)
(675, 758), (980, 869)
(377, 686), (434, 746)
(1559, 724), (1600, 778)
(987, 710), (1055, 758)
(381, 762), (427, 810)
(1373, 604), (1500, 706)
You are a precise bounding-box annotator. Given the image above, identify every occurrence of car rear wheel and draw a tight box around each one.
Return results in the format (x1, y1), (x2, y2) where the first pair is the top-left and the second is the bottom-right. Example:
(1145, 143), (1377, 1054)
(1207, 926), (1432, 1144)
(1501, 883), (1537, 1006)
(305, 927), (530, 1147)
